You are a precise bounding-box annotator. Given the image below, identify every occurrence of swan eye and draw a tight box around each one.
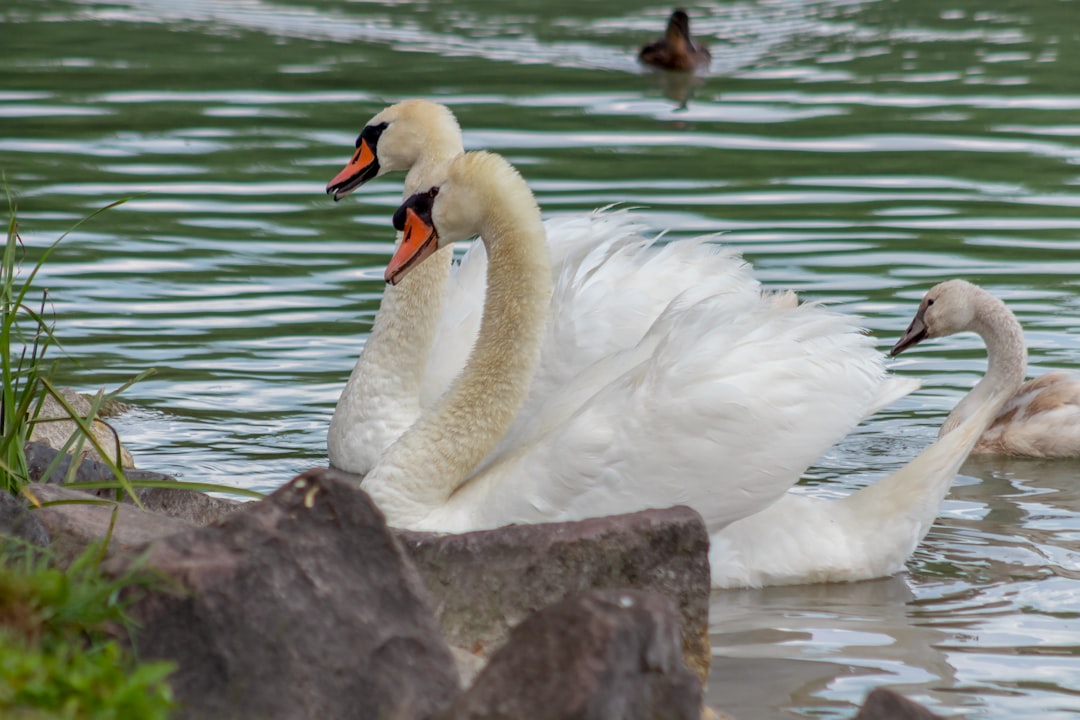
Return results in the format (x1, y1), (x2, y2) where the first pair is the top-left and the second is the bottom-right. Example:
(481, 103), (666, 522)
(926, 298), (935, 307)
(356, 121), (388, 150)
(392, 186), (439, 232)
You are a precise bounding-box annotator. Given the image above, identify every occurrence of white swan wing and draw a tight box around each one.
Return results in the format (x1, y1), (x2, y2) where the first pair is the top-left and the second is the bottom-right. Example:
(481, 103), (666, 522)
(863, 376), (921, 417)
(418, 211), (651, 409)
(484, 223), (763, 459)
(431, 296), (888, 535)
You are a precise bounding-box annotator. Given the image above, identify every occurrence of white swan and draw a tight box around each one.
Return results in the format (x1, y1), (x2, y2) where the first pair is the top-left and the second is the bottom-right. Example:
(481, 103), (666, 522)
(325, 99), (461, 476)
(325, 99), (915, 480)
(896, 280), (1080, 458)
(708, 279), (1028, 588)
(326, 101), (678, 475)
(363, 151), (928, 592)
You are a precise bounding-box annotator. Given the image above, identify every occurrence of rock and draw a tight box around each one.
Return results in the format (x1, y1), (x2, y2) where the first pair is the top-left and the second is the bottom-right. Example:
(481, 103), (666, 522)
(854, 688), (947, 720)
(126, 486), (242, 525)
(29, 387), (135, 468)
(25, 484), (194, 566)
(105, 468), (460, 720)
(26, 441), (164, 484)
(397, 505), (711, 683)
(436, 589), (703, 720)
(26, 441), (242, 525)
(0, 489), (50, 550)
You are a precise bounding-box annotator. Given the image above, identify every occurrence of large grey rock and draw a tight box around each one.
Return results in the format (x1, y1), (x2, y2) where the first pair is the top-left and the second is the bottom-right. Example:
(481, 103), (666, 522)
(437, 589), (703, 720)
(26, 483), (193, 566)
(105, 468), (460, 720)
(27, 459), (709, 682)
(398, 505), (712, 682)
(854, 688), (947, 720)
(0, 490), (50, 549)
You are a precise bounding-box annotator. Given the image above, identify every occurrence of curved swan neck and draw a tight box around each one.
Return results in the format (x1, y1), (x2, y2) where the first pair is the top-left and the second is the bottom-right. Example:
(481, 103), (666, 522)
(365, 165), (552, 523)
(813, 288), (1028, 578)
(327, 238), (453, 475)
(940, 289), (1028, 436)
(720, 286), (1031, 586)
(327, 108), (464, 473)
(361, 102), (466, 383)
(355, 145), (463, 389)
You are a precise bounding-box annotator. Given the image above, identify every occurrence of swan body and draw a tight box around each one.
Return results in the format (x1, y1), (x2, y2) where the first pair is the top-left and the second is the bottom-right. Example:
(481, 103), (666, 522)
(709, 279), (1028, 588)
(364, 151), (922, 592)
(976, 373), (1080, 456)
(639, 9), (711, 72)
(325, 100), (724, 475)
(906, 282), (1080, 458)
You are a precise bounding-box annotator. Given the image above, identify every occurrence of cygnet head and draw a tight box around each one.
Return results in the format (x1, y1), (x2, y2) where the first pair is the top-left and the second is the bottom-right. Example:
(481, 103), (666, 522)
(890, 279), (981, 356)
(326, 99), (463, 201)
(384, 152), (537, 285)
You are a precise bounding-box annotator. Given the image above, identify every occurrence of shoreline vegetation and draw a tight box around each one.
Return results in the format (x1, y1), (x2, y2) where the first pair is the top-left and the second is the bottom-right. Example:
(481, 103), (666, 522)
(1, 192), (167, 497)
(0, 199), (254, 718)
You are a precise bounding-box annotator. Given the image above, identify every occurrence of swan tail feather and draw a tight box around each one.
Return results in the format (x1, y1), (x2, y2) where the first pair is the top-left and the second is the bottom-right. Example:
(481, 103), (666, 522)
(862, 376), (921, 418)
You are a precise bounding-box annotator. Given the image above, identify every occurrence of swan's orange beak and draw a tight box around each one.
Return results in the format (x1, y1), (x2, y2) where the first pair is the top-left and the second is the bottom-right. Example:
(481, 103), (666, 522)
(385, 208), (439, 285)
(326, 138), (379, 201)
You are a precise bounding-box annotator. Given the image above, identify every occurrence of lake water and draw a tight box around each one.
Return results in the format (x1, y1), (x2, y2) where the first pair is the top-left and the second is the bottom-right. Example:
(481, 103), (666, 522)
(5, 0), (1080, 716)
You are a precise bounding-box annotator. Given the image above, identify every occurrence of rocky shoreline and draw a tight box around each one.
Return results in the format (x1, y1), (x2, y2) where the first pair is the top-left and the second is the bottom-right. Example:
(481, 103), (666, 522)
(2, 441), (945, 719)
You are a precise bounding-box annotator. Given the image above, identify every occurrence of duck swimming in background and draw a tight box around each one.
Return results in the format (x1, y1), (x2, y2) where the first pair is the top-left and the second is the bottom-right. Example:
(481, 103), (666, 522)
(891, 279), (1080, 458)
(639, 9), (711, 72)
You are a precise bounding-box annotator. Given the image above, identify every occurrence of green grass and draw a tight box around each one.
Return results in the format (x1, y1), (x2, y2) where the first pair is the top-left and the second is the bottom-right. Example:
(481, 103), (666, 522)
(0, 194), (175, 717)
(0, 192), (264, 500)
(0, 193), (264, 717)
(0, 545), (175, 719)
(0, 191), (142, 495)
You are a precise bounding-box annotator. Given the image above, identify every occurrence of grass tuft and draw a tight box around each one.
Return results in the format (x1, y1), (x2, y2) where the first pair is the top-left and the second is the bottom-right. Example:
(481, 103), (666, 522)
(0, 544), (175, 718)
(0, 190), (139, 495)
(0, 191), (271, 717)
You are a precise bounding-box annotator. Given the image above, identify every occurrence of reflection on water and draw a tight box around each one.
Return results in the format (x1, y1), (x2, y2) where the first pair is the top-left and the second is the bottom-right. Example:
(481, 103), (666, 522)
(711, 453), (1080, 719)
(710, 578), (945, 719)
(5, 0), (1080, 716)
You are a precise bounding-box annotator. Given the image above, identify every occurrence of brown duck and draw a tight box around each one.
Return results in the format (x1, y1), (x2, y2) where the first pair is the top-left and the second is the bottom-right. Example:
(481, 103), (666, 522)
(639, 9), (711, 72)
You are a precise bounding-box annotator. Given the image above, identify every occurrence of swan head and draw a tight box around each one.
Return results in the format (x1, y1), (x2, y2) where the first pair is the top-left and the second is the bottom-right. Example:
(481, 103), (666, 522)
(890, 279), (981, 356)
(326, 99), (463, 201)
(384, 151), (536, 285)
